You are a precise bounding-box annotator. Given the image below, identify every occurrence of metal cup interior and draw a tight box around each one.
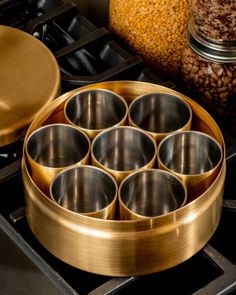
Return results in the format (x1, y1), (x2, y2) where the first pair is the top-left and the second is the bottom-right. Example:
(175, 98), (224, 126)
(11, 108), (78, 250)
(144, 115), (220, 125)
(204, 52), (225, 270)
(158, 131), (222, 175)
(119, 169), (186, 219)
(26, 123), (90, 168)
(50, 166), (117, 218)
(129, 92), (192, 137)
(92, 126), (156, 173)
(64, 89), (128, 137)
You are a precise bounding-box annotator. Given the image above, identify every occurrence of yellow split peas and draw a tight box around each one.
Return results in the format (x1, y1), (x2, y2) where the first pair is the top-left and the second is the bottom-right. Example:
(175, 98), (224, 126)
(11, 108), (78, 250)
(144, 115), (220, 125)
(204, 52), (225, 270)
(109, 0), (190, 78)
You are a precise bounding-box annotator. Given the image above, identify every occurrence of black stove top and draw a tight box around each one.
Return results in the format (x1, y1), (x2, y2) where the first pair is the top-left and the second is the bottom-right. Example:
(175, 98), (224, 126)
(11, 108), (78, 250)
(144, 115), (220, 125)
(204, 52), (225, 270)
(1, 1), (236, 294)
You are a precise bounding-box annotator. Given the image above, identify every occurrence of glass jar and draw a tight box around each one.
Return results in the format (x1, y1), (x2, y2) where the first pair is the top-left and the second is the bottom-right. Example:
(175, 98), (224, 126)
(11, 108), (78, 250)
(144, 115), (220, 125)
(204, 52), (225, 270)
(109, 0), (190, 78)
(191, 0), (236, 42)
(181, 23), (236, 130)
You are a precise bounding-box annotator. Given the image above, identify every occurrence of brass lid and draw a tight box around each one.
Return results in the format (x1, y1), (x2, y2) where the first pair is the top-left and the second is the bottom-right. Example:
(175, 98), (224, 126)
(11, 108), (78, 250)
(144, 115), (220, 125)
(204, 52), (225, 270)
(0, 25), (60, 147)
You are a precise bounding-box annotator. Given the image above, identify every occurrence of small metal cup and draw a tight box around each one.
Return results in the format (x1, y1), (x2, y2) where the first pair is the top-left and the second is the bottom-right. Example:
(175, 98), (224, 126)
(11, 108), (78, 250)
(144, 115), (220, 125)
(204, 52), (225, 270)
(119, 169), (187, 220)
(26, 123), (90, 195)
(64, 88), (128, 139)
(128, 92), (192, 144)
(91, 126), (157, 184)
(50, 165), (118, 219)
(158, 131), (223, 203)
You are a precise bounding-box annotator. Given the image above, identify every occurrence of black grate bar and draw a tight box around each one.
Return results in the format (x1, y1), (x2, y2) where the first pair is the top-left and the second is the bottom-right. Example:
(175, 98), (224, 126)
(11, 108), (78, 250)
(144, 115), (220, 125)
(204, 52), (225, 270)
(193, 245), (236, 295)
(0, 159), (21, 183)
(0, 0), (22, 12)
(226, 145), (236, 162)
(223, 200), (236, 211)
(25, 2), (78, 34)
(9, 206), (26, 224)
(88, 277), (138, 295)
(0, 215), (77, 295)
(61, 55), (143, 87)
(54, 28), (110, 58)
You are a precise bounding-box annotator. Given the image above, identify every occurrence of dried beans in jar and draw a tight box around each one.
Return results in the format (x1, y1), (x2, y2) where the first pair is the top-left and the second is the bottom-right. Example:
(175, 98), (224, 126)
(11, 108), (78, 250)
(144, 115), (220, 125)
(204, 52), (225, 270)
(109, 0), (190, 78)
(191, 0), (236, 42)
(181, 23), (236, 130)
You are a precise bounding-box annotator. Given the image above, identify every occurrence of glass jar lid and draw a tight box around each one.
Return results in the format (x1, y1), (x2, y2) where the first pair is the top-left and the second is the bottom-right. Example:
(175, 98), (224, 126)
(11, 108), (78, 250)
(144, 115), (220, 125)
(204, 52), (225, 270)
(187, 20), (236, 63)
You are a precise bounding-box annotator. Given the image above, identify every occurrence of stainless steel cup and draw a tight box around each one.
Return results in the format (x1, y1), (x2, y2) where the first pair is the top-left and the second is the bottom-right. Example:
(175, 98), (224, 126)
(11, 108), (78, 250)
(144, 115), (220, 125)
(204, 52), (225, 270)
(26, 123), (90, 195)
(158, 131), (223, 203)
(64, 88), (128, 139)
(50, 165), (118, 219)
(119, 169), (187, 220)
(91, 126), (157, 184)
(129, 92), (192, 144)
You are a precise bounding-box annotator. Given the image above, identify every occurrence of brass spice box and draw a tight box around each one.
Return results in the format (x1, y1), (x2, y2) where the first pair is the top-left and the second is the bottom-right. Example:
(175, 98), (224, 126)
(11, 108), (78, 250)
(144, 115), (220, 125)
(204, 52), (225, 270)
(22, 81), (226, 276)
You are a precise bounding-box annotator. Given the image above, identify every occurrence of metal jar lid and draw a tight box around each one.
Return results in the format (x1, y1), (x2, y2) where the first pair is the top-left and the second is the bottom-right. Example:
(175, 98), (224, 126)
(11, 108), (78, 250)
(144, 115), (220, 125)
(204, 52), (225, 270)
(0, 25), (60, 147)
(187, 20), (236, 64)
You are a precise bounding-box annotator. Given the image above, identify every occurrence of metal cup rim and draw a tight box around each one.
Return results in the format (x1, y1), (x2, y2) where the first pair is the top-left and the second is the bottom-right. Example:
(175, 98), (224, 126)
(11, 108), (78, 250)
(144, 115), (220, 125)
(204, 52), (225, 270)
(49, 164), (118, 217)
(25, 123), (91, 169)
(128, 92), (192, 138)
(64, 88), (129, 135)
(118, 168), (187, 219)
(157, 130), (223, 177)
(91, 126), (157, 175)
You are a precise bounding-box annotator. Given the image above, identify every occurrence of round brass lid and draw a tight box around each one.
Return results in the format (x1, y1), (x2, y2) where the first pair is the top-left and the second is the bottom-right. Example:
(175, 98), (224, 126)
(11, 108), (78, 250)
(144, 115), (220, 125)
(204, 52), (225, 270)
(0, 25), (60, 147)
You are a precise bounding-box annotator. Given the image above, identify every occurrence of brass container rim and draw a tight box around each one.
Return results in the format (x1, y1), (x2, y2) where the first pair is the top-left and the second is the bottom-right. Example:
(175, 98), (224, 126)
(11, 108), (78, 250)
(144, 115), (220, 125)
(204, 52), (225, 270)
(22, 81), (226, 228)
(25, 123), (91, 169)
(49, 164), (118, 217)
(64, 88), (129, 135)
(118, 168), (187, 219)
(128, 91), (193, 137)
(91, 125), (157, 174)
(157, 130), (223, 177)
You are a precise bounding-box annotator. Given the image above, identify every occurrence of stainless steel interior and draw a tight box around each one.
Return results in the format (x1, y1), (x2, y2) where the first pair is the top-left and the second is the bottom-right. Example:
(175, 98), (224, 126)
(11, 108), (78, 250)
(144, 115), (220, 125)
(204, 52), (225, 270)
(119, 169), (186, 217)
(92, 127), (156, 171)
(158, 131), (222, 174)
(129, 92), (191, 133)
(50, 166), (117, 213)
(27, 124), (89, 168)
(65, 89), (127, 130)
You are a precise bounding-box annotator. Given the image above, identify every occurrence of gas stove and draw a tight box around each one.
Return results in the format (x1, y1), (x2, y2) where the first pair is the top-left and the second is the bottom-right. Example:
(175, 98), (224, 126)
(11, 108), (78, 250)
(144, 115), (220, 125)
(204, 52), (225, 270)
(1, 1), (236, 294)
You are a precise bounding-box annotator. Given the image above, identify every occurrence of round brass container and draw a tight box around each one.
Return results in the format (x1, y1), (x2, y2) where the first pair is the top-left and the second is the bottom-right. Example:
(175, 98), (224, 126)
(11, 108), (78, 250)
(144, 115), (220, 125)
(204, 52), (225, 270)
(22, 81), (226, 276)
(0, 25), (60, 147)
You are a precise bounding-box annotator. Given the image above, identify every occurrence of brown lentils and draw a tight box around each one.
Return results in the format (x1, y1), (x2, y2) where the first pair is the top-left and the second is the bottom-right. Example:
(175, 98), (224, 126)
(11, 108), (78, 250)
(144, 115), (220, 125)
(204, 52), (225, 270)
(109, 0), (190, 78)
(181, 44), (236, 118)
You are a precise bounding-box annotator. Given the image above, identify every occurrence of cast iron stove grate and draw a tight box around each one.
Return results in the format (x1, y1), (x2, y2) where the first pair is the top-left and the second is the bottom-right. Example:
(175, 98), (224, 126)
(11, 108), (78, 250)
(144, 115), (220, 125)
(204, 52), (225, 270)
(1, 1), (236, 294)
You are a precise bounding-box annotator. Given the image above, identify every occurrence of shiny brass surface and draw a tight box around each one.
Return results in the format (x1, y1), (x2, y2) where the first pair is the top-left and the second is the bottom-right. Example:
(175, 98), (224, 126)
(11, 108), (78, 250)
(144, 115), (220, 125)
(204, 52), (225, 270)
(128, 92), (192, 144)
(91, 126), (157, 184)
(64, 88), (128, 139)
(50, 165), (118, 219)
(0, 25), (60, 147)
(26, 124), (90, 196)
(22, 81), (226, 276)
